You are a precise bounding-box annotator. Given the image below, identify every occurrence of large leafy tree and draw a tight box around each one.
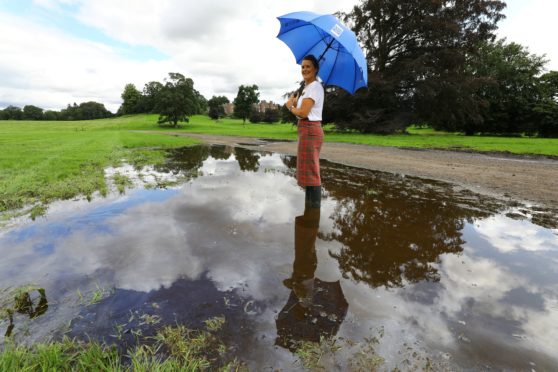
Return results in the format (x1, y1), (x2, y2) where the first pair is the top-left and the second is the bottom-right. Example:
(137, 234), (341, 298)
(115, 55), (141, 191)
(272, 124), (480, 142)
(43, 110), (60, 121)
(78, 101), (112, 120)
(471, 39), (548, 135)
(142, 81), (164, 113)
(326, 0), (506, 134)
(195, 90), (208, 115)
(156, 72), (201, 127)
(2, 106), (23, 120)
(59, 101), (111, 120)
(233, 85), (259, 124)
(207, 95), (230, 120)
(118, 83), (143, 115)
(533, 71), (558, 137)
(22, 105), (44, 120)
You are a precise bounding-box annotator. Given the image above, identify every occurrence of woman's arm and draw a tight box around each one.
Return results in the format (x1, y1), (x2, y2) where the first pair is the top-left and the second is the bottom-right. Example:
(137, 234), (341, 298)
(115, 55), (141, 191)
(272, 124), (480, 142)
(285, 97), (315, 119)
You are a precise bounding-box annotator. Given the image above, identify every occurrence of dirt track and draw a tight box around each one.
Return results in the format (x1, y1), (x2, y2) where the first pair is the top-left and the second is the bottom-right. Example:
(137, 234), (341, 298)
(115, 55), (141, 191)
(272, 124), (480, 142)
(156, 132), (558, 210)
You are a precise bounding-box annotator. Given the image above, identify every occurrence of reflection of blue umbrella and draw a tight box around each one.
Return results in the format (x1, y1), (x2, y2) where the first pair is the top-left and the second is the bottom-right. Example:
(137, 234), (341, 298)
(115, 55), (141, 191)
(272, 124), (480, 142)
(277, 11), (367, 94)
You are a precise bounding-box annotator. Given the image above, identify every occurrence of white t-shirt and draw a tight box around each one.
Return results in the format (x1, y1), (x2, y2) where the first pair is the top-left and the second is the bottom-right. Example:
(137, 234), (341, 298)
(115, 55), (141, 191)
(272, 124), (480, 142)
(296, 80), (324, 121)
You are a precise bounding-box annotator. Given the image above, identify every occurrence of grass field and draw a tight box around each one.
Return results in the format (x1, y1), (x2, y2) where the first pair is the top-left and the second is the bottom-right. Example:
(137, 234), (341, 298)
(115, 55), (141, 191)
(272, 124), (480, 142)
(1, 114), (557, 219)
(0, 116), (199, 218)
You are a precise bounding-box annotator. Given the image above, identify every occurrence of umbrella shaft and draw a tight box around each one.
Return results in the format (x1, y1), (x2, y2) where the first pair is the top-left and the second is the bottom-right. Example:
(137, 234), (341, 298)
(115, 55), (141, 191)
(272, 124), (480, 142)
(318, 38), (335, 64)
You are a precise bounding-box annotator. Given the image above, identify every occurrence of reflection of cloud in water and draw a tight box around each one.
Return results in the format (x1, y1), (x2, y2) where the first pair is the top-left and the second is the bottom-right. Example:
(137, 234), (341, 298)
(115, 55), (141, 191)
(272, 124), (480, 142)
(98, 155), (302, 293)
(0, 153), (304, 295)
(473, 215), (558, 253)
(436, 251), (558, 360)
(332, 244), (558, 366)
(200, 155), (238, 175)
(57, 200), (203, 292)
(185, 167), (300, 225)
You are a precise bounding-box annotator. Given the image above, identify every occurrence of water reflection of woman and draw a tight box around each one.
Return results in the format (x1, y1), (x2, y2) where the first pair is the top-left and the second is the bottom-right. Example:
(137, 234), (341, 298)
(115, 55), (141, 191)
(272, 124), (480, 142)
(282, 206), (320, 302)
(276, 205), (348, 351)
(284, 55), (324, 208)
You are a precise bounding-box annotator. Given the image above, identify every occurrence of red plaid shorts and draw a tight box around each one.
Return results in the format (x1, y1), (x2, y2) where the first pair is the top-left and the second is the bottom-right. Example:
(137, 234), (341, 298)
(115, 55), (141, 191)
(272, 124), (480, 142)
(297, 120), (323, 187)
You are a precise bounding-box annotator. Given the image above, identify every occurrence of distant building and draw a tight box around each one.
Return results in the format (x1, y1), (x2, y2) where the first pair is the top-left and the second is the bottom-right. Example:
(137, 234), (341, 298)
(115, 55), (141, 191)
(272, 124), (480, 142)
(222, 100), (280, 116)
(254, 100), (280, 113)
(223, 103), (235, 115)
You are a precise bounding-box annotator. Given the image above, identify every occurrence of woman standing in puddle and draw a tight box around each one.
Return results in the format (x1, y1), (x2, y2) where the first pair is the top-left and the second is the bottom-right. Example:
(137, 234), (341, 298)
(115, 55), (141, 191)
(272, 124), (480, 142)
(284, 55), (324, 208)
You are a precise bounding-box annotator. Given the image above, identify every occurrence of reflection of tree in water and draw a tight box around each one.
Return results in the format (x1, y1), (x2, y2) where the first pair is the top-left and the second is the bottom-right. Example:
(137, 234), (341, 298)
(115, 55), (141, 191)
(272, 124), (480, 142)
(156, 145), (212, 175)
(234, 147), (260, 172)
(318, 162), (503, 288)
(156, 145), (262, 174)
(155, 145), (235, 177)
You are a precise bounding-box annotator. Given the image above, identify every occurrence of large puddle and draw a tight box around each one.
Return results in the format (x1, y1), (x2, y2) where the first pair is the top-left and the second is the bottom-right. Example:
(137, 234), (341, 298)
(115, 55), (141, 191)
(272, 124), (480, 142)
(1, 145), (557, 370)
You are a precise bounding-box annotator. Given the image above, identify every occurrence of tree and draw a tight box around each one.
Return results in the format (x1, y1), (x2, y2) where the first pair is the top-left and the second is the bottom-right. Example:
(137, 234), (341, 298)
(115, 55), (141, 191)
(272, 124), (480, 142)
(142, 81), (164, 113)
(263, 108), (280, 123)
(3, 106), (23, 120)
(532, 100), (558, 138)
(78, 101), (112, 120)
(471, 39), (547, 135)
(118, 83), (143, 115)
(156, 72), (200, 127)
(207, 95), (230, 120)
(326, 0), (506, 133)
(280, 104), (296, 124)
(233, 85), (259, 124)
(23, 105), (44, 120)
(60, 103), (82, 120)
(195, 90), (208, 114)
(249, 107), (263, 123)
(43, 110), (60, 121)
(539, 71), (558, 102)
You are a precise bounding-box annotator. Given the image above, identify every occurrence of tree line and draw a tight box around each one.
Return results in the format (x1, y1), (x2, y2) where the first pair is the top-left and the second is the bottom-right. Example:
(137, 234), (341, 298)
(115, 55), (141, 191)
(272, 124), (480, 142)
(323, 0), (558, 137)
(120, 77), (269, 126)
(0, 71), (278, 126)
(0, 101), (112, 121)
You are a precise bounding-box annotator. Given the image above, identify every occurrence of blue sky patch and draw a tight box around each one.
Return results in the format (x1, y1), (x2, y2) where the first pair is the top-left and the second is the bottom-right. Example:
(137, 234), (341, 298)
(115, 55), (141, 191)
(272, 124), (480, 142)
(0, 0), (168, 61)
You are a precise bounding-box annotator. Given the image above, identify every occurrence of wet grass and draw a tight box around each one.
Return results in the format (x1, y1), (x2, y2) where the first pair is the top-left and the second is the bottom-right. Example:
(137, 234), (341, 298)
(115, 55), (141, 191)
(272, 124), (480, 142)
(0, 316), (246, 371)
(0, 119), (200, 219)
(112, 173), (133, 195)
(295, 336), (342, 371)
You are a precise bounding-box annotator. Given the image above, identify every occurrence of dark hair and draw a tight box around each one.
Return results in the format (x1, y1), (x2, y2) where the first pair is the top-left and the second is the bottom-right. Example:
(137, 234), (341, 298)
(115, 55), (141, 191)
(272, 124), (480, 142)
(302, 54), (319, 72)
(295, 55), (320, 97)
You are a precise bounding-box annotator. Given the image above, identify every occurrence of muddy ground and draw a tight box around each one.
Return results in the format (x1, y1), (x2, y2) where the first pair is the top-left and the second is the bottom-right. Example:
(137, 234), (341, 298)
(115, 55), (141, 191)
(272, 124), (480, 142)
(154, 132), (558, 210)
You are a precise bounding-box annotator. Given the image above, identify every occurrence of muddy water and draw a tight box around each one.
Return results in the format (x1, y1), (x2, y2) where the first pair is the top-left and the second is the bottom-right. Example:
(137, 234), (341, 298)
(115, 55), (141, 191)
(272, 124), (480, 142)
(0, 145), (557, 370)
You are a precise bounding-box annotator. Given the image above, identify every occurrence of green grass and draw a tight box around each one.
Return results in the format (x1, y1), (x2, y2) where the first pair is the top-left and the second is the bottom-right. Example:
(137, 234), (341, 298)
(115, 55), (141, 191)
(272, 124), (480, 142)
(1, 114), (557, 219)
(0, 116), (199, 217)
(0, 316), (245, 371)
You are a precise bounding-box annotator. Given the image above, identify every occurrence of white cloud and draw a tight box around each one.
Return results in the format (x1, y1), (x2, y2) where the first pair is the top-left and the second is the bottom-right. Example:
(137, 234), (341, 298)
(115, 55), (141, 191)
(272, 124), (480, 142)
(1, 0), (359, 111)
(497, 0), (558, 71)
(0, 12), (177, 111)
(2, 0), (556, 113)
(70, 0), (360, 104)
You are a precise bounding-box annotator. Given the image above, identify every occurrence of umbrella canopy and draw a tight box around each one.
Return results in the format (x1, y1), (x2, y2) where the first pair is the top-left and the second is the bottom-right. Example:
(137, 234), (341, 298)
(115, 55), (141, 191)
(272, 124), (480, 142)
(277, 11), (368, 94)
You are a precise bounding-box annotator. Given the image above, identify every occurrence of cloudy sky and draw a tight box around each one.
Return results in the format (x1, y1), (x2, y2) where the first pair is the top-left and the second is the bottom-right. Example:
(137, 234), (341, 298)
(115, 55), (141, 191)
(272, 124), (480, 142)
(0, 0), (556, 113)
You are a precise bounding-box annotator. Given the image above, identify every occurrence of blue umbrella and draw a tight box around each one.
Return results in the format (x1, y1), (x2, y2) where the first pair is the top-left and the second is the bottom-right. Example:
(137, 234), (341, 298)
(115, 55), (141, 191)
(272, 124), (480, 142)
(276, 11), (368, 94)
